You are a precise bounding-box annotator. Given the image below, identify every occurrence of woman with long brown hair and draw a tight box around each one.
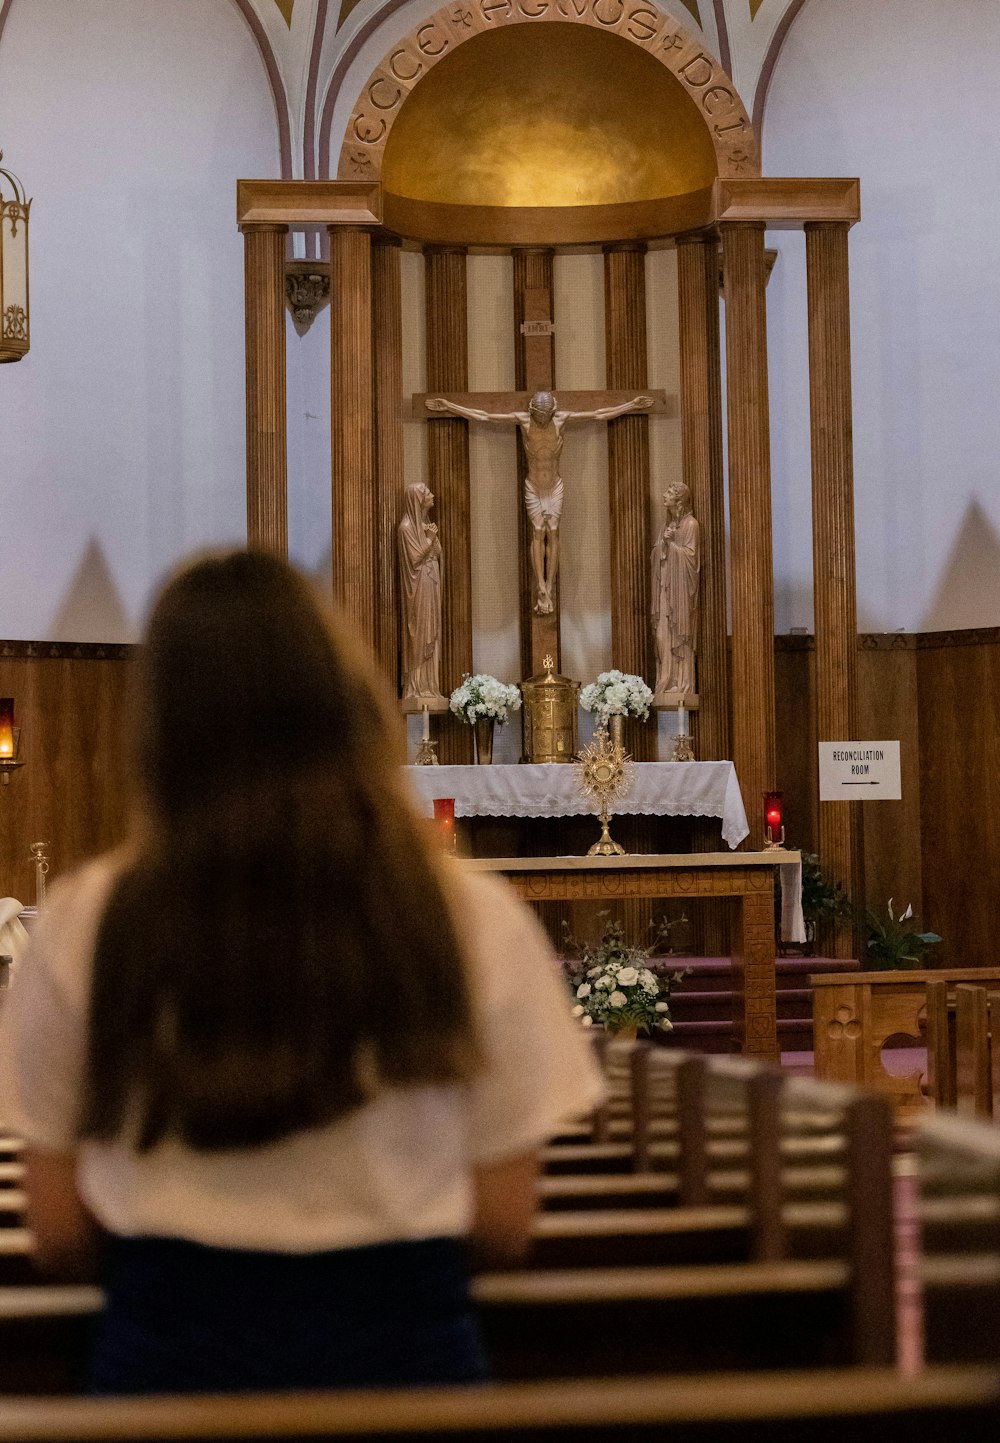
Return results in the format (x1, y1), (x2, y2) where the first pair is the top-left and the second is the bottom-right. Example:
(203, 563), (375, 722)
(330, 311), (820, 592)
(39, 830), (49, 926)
(3, 552), (600, 1394)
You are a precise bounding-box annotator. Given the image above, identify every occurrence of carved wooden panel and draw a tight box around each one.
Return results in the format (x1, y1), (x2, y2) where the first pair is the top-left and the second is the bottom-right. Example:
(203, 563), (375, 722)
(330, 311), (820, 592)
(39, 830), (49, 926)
(0, 652), (132, 903)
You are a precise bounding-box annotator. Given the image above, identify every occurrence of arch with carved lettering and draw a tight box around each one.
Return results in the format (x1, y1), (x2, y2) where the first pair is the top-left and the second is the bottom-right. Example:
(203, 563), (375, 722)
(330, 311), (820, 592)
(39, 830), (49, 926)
(334, 0), (758, 187)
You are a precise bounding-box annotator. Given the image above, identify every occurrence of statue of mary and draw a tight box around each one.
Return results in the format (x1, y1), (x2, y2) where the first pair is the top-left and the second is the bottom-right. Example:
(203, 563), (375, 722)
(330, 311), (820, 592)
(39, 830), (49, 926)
(398, 483), (446, 705)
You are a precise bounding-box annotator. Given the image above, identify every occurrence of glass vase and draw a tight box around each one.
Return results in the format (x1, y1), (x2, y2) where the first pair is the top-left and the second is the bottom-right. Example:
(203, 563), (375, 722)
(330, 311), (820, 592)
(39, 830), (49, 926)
(474, 717), (494, 765)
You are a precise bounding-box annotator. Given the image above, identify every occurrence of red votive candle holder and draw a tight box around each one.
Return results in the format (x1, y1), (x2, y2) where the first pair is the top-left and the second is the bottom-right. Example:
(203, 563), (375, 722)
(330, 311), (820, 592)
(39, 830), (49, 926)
(0, 699), (14, 759)
(764, 791), (783, 842)
(432, 797), (456, 852)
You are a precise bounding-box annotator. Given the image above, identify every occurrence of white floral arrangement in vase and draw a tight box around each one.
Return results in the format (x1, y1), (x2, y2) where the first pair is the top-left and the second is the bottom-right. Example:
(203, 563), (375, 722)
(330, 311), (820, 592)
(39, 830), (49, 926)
(580, 669), (653, 726)
(449, 674), (522, 726)
(563, 916), (687, 1036)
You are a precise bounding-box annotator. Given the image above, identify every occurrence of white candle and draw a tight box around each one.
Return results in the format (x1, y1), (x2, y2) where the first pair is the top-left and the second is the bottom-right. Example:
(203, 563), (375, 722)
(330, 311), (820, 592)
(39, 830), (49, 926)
(422, 705), (430, 742)
(677, 702), (687, 735)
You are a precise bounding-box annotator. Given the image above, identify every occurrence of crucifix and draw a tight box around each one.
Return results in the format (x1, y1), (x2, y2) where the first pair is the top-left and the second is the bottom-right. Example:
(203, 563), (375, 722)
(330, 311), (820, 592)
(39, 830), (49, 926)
(413, 288), (670, 676)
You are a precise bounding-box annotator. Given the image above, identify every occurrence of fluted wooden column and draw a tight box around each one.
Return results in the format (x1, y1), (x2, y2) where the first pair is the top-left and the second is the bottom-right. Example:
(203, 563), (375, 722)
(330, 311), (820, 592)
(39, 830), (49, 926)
(604, 243), (655, 762)
(677, 235), (728, 762)
(329, 227), (376, 649)
(513, 248), (557, 678)
(722, 222), (776, 849)
(679, 234), (730, 950)
(426, 248), (473, 764)
(807, 222), (863, 953)
(242, 223), (288, 556)
(372, 237), (405, 694)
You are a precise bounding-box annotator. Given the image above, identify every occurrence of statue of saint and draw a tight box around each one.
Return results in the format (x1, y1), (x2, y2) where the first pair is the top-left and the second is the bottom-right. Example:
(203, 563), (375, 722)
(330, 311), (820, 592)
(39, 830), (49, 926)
(426, 390), (653, 615)
(651, 481), (701, 700)
(398, 483), (446, 706)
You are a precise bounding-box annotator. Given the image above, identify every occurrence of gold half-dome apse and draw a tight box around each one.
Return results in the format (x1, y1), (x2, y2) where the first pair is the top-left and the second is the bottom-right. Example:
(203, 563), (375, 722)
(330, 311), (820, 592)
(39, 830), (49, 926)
(381, 24), (719, 210)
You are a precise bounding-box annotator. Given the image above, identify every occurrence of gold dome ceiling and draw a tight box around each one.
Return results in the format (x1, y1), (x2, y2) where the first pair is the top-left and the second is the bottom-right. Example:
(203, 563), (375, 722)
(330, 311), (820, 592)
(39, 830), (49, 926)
(381, 23), (719, 210)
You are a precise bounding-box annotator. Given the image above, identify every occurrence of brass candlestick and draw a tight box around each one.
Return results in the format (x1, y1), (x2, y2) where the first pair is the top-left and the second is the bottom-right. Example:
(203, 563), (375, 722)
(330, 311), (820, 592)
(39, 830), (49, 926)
(575, 727), (633, 857)
(30, 841), (50, 906)
(672, 732), (695, 762)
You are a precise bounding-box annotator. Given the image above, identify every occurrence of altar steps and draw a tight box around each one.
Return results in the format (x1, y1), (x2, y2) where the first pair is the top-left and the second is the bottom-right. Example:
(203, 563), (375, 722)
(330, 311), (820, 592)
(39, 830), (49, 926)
(662, 956), (861, 1056)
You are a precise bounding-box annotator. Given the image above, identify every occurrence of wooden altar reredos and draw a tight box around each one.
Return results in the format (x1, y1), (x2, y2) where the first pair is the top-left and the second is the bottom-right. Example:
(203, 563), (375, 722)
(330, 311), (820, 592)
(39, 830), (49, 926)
(237, 1), (861, 937)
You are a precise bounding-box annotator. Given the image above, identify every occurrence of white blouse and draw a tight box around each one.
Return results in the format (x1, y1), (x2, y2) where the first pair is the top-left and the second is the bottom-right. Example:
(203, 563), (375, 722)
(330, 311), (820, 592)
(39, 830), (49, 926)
(1, 855), (603, 1253)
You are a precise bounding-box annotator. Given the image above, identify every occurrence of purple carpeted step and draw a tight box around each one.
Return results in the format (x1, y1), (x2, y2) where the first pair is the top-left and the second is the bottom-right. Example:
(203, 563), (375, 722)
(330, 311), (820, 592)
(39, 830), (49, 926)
(669, 988), (814, 1023)
(634, 955), (858, 1057)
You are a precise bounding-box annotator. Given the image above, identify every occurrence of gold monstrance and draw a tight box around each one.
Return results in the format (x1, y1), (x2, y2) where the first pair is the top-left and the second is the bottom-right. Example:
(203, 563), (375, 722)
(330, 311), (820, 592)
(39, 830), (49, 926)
(575, 728), (633, 857)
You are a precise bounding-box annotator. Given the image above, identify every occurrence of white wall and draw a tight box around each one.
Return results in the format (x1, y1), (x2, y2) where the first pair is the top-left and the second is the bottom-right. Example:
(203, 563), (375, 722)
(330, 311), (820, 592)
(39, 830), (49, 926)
(0, 0), (279, 640)
(764, 0), (1000, 633)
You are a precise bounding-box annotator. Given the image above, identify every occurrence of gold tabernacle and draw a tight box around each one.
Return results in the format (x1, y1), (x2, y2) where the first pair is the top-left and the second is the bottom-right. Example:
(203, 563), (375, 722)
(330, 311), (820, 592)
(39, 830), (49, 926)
(520, 654), (579, 764)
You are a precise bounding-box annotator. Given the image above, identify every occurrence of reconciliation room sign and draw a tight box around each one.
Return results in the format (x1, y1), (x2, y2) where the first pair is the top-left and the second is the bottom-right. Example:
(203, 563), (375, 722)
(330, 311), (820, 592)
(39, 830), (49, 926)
(818, 742), (901, 800)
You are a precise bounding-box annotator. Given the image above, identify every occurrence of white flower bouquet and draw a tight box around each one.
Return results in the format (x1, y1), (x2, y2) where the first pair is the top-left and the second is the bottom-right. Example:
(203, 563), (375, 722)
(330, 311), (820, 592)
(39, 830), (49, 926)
(449, 673), (522, 726)
(580, 669), (653, 725)
(562, 916), (687, 1035)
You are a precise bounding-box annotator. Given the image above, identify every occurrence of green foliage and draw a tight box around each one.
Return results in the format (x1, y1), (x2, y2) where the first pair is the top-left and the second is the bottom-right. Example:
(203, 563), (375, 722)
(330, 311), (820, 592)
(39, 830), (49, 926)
(864, 899), (942, 970)
(800, 852), (852, 930)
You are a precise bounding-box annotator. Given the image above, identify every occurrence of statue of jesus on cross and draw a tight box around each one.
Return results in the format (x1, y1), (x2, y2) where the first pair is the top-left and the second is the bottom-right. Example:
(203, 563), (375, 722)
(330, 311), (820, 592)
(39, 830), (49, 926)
(426, 389), (654, 614)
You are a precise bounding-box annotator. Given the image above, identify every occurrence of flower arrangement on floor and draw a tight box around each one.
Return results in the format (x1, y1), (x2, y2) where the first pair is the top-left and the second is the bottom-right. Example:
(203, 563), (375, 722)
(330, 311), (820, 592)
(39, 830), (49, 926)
(579, 670), (653, 726)
(562, 915), (688, 1035)
(865, 899), (942, 970)
(449, 674), (522, 725)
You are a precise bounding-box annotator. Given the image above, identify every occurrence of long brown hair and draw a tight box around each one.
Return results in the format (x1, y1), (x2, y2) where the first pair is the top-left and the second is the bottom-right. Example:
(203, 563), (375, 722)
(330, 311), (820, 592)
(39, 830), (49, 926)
(81, 551), (478, 1151)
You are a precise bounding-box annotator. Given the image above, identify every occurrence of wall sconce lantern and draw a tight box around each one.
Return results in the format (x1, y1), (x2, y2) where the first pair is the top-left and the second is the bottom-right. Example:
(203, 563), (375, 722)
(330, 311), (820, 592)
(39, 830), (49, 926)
(0, 152), (30, 364)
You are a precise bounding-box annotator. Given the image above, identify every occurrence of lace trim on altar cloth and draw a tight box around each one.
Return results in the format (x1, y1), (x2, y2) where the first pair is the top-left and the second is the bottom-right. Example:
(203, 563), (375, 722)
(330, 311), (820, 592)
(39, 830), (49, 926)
(405, 761), (750, 850)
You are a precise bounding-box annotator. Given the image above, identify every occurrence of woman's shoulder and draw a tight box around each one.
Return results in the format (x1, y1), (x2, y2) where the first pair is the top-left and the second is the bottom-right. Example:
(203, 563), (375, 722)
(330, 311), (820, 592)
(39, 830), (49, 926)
(41, 850), (129, 922)
(442, 864), (557, 995)
(28, 850), (131, 997)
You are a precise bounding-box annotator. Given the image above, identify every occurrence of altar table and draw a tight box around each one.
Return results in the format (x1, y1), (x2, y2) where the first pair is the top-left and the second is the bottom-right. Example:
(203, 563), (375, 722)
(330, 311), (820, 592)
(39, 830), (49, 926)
(468, 852), (801, 1062)
(407, 761), (749, 849)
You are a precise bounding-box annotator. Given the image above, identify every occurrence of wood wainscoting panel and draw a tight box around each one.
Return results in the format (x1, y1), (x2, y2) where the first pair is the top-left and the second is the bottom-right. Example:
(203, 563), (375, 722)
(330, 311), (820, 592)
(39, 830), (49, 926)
(916, 632), (1000, 968)
(776, 634), (924, 931)
(858, 637), (922, 934)
(0, 648), (132, 903)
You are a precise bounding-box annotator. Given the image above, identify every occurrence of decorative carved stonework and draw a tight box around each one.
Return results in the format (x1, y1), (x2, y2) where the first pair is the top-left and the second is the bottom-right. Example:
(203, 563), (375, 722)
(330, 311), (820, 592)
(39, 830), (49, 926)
(285, 260), (331, 332)
(337, 0), (759, 183)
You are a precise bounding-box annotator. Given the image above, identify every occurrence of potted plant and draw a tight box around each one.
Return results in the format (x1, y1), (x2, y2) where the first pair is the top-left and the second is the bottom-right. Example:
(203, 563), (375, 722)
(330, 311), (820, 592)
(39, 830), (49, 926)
(562, 914), (687, 1038)
(579, 670), (653, 748)
(865, 899), (942, 970)
(800, 852), (852, 953)
(449, 674), (521, 764)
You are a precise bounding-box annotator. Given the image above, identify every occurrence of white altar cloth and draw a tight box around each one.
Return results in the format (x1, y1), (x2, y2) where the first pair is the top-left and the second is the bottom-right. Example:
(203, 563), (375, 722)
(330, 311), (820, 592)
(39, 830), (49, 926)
(405, 761), (750, 850)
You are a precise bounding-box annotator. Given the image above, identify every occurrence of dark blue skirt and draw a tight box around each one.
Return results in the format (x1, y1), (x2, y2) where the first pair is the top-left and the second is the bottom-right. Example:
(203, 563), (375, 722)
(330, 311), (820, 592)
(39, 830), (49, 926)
(88, 1234), (489, 1395)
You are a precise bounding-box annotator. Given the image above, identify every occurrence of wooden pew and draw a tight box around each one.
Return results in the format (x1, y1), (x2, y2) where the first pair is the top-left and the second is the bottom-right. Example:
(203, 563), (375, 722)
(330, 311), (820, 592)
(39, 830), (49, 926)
(0, 1369), (995, 1443)
(483, 1055), (898, 1376)
(924, 980), (1000, 1119)
(917, 1111), (1000, 1364)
